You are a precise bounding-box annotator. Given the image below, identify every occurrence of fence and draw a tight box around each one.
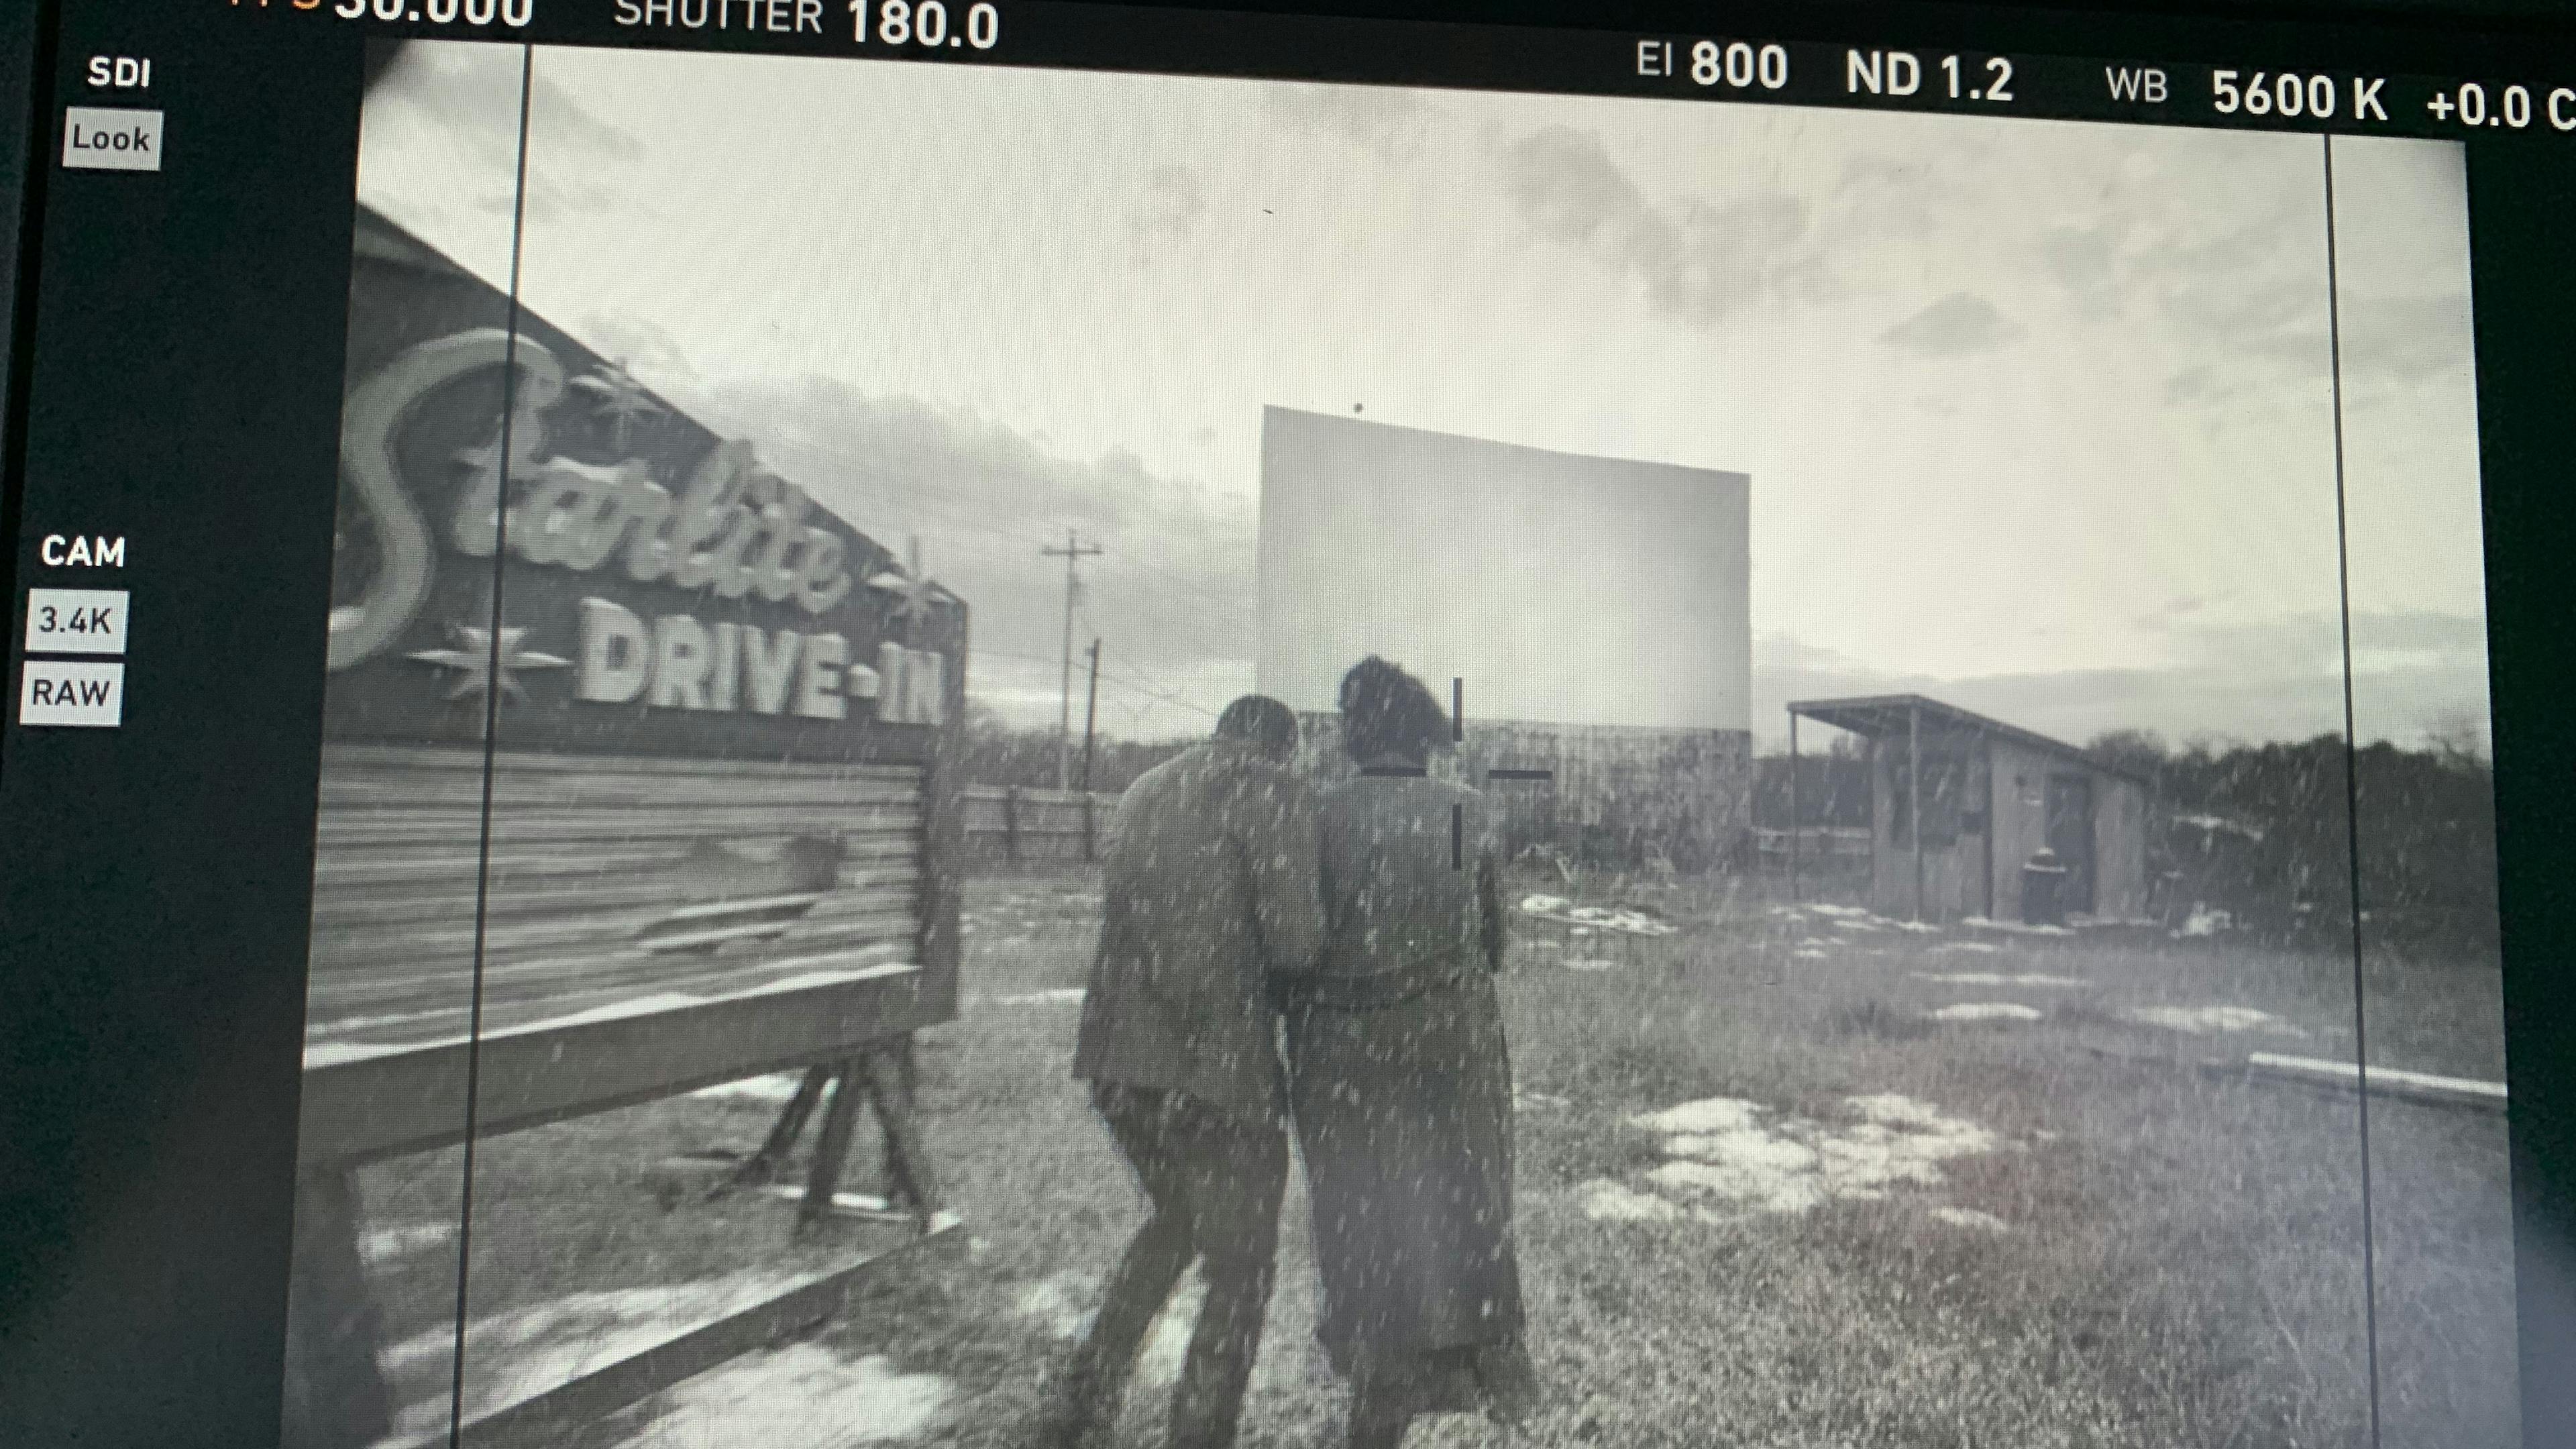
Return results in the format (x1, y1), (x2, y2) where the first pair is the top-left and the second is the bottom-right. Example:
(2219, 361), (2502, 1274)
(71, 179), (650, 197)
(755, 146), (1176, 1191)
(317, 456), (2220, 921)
(1750, 825), (1872, 877)
(964, 792), (1871, 875)
(964, 784), (1122, 863)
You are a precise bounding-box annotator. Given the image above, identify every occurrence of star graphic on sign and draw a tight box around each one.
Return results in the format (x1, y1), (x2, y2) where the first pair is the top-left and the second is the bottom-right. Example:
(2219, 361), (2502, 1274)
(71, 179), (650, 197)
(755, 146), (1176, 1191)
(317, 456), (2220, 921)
(407, 625), (572, 704)
(569, 358), (665, 453)
(867, 535), (953, 641)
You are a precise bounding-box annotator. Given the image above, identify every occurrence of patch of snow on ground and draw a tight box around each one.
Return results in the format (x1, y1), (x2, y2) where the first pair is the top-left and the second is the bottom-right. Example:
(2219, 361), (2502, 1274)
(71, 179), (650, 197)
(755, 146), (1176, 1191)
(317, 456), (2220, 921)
(1793, 948), (1827, 961)
(2129, 1006), (2304, 1036)
(1605, 1095), (2007, 1218)
(1521, 898), (1676, 935)
(1961, 916), (2073, 937)
(1927, 941), (2002, 955)
(690, 1072), (806, 1104)
(1114, 1272), (1301, 1398)
(1629, 1098), (1764, 1134)
(1563, 957), (1619, 971)
(1132, 1276), (1207, 1388)
(1928, 1002), (2044, 1022)
(2174, 906), (2234, 938)
(1913, 971), (2085, 987)
(359, 1223), (455, 1265)
(612, 1346), (950, 1448)
(993, 987), (1087, 1006)
(1578, 1179), (1686, 1222)
(1515, 1090), (1572, 1111)
(1013, 1271), (1099, 1341)
(1652, 1134), (1826, 1214)
(1931, 1207), (2010, 1233)
(1572, 907), (1676, 936)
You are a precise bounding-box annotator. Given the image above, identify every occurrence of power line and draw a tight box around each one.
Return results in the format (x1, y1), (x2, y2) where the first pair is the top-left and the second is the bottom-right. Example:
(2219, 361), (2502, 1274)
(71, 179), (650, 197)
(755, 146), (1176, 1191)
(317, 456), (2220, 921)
(969, 646), (1218, 720)
(1074, 597), (1244, 680)
(1100, 545), (1255, 622)
(1095, 661), (1218, 718)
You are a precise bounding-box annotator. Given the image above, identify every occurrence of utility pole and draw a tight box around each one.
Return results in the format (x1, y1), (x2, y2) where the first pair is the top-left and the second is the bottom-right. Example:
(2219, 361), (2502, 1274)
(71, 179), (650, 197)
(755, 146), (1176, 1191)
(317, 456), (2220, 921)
(1042, 529), (1102, 790)
(1080, 639), (1104, 864)
(1081, 639), (1102, 792)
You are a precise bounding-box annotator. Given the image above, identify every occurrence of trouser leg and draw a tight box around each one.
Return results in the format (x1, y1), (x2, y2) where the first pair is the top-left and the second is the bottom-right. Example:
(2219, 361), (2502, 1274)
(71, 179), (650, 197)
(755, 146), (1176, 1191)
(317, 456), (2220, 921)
(1344, 1367), (1413, 1449)
(1170, 1241), (1277, 1449)
(1049, 1199), (1195, 1440)
(1167, 1109), (1288, 1449)
(1038, 1087), (1199, 1446)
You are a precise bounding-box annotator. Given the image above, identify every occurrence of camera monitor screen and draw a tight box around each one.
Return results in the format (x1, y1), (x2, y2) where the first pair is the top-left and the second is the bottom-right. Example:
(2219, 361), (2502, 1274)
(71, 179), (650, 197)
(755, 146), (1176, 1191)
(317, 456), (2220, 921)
(3, 3), (2573, 1448)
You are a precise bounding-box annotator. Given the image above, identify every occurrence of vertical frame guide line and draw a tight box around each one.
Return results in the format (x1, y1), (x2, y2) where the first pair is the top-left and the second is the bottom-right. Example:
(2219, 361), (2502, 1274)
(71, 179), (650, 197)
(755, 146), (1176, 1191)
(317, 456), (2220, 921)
(445, 43), (540, 1449)
(2320, 131), (2385, 1449)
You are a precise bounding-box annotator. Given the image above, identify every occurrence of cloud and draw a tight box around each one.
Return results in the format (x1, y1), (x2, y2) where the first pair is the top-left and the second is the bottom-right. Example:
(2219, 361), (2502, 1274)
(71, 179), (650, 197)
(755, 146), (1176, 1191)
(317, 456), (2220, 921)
(2161, 364), (2251, 408)
(1126, 164), (1207, 268)
(1497, 125), (1827, 329)
(1756, 606), (2489, 751)
(670, 373), (1256, 710)
(579, 310), (697, 383)
(1880, 292), (2020, 357)
(1829, 152), (1950, 244)
(1261, 83), (1432, 162)
(2023, 158), (2344, 418)
(529, 72), (643, 164)
(2035, 221), (2123, 319)
(368, 43), (647, 224)
(2337, 292), (2475, 391)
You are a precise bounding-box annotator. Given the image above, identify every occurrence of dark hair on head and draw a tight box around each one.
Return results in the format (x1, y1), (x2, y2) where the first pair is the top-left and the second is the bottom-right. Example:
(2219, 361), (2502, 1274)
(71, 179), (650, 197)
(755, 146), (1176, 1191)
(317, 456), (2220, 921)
(1338, 656), (1448, 764)
(1214, 694), (1299, 757)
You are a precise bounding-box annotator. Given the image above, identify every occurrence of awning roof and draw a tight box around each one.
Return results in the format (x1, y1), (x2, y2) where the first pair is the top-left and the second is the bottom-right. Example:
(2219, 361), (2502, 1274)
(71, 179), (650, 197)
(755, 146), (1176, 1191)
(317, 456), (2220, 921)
(1785, 693), (2152, 786)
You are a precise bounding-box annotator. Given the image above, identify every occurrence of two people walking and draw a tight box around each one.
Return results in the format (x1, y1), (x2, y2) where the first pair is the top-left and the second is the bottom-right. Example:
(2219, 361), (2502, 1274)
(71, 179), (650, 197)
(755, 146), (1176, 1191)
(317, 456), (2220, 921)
(1042, 658), (1536, 1449)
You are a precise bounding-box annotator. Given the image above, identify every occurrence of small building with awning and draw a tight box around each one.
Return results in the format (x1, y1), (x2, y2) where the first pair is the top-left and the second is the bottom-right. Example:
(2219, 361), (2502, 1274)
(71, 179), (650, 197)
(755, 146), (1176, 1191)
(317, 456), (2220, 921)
(1784, 694), (2151, 924)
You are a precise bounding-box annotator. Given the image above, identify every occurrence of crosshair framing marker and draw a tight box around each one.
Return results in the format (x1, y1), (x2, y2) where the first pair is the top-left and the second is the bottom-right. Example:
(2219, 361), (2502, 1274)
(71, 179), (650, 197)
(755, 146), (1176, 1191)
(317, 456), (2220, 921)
(1361, 764), (1428, 777)
(1452, 677), (1463, 742)
(1487, 768), (1554, 782)
(1452, 802), (1464, 871)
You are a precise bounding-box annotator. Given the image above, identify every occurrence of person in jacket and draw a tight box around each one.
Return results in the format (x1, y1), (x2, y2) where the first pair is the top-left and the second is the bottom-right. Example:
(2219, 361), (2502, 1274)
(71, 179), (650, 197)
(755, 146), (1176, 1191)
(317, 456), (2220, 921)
(1038, 695), (1325, 1449)
(1284, 657), (1540, 1449)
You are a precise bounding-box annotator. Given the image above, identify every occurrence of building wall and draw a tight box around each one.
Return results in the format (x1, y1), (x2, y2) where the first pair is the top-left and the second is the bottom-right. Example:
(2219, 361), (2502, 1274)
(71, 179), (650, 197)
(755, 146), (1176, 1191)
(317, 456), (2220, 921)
(1861, 731), (2149, 924)
(1986, 737), (2150, 922)
(2095, 775), (2151, 920)
(1866, 727), (1990, 922)
(1297, 712), (1752, 871)
(1988, 737), (2057, 923)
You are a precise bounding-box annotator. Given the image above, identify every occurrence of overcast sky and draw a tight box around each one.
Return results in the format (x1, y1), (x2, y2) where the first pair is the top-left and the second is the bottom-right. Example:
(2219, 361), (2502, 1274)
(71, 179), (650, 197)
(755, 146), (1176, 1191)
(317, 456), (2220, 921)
(356, 43), (2489, 752)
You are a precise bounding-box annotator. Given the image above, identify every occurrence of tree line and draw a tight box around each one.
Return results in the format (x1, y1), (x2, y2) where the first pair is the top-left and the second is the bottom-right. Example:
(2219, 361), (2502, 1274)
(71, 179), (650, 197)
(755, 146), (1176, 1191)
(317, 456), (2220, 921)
(956, 705), (1189, 796)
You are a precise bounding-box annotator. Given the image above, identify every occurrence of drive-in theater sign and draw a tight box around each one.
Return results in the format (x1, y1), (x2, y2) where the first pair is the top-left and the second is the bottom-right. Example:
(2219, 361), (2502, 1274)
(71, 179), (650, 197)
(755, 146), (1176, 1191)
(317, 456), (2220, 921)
(283, 207), (966, 1449)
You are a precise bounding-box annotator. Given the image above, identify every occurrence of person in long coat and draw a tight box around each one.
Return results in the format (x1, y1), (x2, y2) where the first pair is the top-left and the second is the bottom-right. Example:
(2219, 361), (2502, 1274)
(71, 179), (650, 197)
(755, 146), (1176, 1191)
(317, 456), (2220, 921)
(1283, 657), (1540, 1449)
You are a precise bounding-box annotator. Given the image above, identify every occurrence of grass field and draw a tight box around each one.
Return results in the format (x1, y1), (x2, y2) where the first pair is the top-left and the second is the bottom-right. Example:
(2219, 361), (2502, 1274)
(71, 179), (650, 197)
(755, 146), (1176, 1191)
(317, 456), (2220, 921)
(350, 863), (2518, 1449)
